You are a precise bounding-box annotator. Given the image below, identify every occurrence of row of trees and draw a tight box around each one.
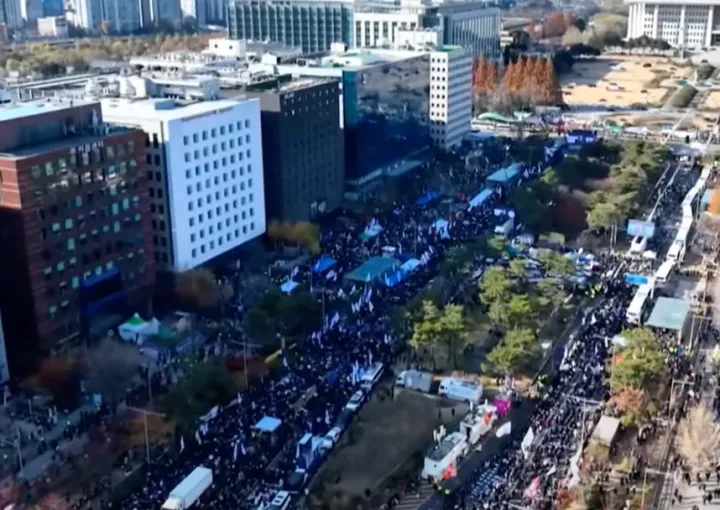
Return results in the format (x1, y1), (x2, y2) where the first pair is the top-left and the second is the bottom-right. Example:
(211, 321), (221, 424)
(472, 55), (564, 110)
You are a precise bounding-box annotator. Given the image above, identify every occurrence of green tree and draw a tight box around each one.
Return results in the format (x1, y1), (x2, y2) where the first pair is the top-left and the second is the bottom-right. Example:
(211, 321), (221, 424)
(610, 328), (666, 391)
(535, 278), (566, 312)
(164, 362), (236, 428)
(486, 327), (537, 378)
(587, 201), (624, 231)
(5, 58), (20, 72)
(507, 293), (539, 331)
(411, 301), (467, 369)
(479, 266), (512, 305)
(508, 258), (528, 281)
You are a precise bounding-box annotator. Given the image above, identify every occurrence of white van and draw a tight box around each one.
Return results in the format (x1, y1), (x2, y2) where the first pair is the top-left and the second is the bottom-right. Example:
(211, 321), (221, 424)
(628, 236), (647, 258)
(438, 378), (483, 405)
(360, 362), (384, 390)
(654, 260), (675, 287)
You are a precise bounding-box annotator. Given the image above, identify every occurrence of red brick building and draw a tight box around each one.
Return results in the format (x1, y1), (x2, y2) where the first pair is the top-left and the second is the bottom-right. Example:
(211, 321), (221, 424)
(0, 100), (155, 379)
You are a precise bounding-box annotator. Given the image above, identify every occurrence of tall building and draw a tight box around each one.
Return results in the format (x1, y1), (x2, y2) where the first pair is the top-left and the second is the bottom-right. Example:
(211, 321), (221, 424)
(269, 48), (431, 186)
(101, 97), (266, 271)
(71, 0), (103, 31)
(429, 46), (472, 150)
(0, 0), (22, 28)
(37, 14), (69, 36)
(181, 0), (205, 26)
(354, 0), (501, 58)
(0, 100), (154, 378)
(625, 0), (720, 48)
(227, 0), (355, 53)
(138, 0), (180, 27)
(245, 75), (344, 222)
(104, 0), (142, 33)
(41, 0), (63, 16)
(20, 0), (43, 25)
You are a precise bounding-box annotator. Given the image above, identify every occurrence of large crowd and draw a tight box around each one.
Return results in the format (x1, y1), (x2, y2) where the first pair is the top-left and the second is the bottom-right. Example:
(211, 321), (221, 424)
(63, 141), (705, 510)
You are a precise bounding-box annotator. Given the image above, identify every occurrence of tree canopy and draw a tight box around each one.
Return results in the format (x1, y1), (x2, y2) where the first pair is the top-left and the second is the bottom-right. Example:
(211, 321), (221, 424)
(410, 301), (468, 368)
(610, 328), (666, 391)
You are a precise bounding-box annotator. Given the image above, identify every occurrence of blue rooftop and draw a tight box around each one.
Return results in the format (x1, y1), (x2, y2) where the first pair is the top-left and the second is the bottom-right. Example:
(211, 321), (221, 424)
(0, 102), (72, 123)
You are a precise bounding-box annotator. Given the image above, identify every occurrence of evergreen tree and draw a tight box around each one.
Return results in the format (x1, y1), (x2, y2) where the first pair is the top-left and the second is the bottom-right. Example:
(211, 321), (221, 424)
(542, 57), (564, 105)
(473, 55), (487, 92)
(484, 59), (497, 92)
(501, 61), (516, 92)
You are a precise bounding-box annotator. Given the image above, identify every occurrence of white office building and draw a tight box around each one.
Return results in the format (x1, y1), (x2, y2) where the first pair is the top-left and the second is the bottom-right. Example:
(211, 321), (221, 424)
(429, 46), (472, 150)
(354, 0), (501, 58)
(101, 98), (266, 270)
(625, 0), (720, 48)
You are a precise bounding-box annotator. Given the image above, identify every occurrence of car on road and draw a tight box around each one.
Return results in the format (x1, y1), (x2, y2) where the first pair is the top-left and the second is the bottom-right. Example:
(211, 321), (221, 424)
(344, 390), (365, 411)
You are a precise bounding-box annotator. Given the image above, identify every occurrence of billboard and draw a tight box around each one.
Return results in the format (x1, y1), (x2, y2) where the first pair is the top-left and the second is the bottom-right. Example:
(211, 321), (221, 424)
(627, 219), (656, 238)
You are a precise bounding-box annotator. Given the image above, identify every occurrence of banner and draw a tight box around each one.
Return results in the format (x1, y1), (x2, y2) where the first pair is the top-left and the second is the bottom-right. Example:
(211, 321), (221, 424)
(521, 427), (535, 459)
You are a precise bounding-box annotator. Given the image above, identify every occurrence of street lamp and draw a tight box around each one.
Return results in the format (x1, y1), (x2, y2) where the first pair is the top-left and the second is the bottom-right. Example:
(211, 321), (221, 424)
(125, 405), (165, 465)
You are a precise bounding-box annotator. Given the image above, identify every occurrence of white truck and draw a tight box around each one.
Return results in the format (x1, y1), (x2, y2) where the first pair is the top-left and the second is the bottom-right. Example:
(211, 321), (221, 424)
(438, 377), (483, 405)
(162, 466), (213, 510)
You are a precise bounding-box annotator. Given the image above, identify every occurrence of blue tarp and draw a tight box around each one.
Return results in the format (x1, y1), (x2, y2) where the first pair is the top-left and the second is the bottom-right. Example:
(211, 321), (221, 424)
(416, 191), (441, 207)
(312, 255), (337, 274)
(255, 416), (282, 432)
(468, 189), (493, 209)
(487, 163), (522, 185)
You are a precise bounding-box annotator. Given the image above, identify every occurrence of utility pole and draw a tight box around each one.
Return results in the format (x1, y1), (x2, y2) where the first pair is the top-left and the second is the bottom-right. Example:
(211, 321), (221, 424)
(125, 406), (165, 465)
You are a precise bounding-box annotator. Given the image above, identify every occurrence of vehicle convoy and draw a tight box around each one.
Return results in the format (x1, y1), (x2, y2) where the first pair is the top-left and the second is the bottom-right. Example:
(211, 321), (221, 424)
(438, 377), (483, 405)
(162, 466), (213, 510)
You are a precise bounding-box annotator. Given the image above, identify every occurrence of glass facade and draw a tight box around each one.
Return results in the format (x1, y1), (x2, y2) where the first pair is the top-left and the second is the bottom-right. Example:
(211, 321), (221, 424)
(227, 0), (354, 54)
(342, 55), (431, 181)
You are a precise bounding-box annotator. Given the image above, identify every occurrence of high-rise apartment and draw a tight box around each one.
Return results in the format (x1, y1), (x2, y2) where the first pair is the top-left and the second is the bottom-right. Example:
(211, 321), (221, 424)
(0, 0), (22, 28)
(227, 0), (354, 53)
(245, 75), (344, 222)
(429, 46), (472, 150)
(101, 97), (266, 271)
(0, 100), (154, 378)
(20, 0), (43, 25)
(41, 0), (63, 16)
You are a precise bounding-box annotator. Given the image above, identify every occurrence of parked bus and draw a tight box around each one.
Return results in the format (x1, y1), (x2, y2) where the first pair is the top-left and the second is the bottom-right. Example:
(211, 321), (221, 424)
(626, 284), (652, 325)
(654, 260), (675, 287)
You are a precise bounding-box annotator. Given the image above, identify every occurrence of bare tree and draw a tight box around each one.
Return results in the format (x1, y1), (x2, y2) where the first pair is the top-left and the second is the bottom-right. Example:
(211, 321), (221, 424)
(678, 404), (720, 474)
(84, 338), (138, 411)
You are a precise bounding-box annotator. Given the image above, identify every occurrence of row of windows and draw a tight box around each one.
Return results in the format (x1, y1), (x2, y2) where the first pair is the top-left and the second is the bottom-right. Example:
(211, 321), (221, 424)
(187, 192), (256, 212)
(183, 142), (252, 163)
(185, 165), (251, 180)
(188, 208), (255, 230)
(190, 223), (257, 259)
(30, 142), (136, 180)
(187, 178), (254, 196)
(182, 121), (251, 146)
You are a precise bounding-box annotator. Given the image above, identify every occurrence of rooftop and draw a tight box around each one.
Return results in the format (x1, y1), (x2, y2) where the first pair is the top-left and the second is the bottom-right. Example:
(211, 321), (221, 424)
(0, 128), (132, 159)
(100, 98), (249, 122)
(0, 100), (92, 123)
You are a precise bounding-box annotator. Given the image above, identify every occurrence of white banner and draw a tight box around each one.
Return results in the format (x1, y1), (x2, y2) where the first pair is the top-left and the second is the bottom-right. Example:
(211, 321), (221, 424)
(521, 427), (535, 459)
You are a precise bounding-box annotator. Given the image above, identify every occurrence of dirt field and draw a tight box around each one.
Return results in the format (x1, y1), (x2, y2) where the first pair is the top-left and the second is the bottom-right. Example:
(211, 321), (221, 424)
(309, 381), (467, 508)
(704, 91), (720, 109)
(561, 56), (691, 107)
(600, 112), (716, 131)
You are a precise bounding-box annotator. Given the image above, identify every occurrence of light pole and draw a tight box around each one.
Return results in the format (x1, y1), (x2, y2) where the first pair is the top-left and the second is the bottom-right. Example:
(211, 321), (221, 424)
(125, 405), (165, 465)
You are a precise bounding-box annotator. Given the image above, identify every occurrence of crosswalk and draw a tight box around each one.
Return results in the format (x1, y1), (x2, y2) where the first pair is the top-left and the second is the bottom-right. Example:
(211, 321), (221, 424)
(393, 483), (436, 510)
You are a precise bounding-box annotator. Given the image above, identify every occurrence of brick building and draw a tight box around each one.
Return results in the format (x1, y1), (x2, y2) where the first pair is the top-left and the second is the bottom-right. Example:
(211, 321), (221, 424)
(0, 100), (155, 379)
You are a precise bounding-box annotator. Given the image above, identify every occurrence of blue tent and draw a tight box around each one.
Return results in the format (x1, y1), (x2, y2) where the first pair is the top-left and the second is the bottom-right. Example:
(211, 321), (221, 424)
(487, 163), (522, 185)
(416, 191), (441, 207)
(312, 255), (337, 274)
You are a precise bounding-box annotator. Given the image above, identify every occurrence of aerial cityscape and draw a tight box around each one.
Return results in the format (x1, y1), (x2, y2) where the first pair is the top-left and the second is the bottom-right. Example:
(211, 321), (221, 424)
(1, 0), (720, 509)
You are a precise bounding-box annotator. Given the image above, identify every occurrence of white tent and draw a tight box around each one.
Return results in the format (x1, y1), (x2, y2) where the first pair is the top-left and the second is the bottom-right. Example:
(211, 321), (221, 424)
(118, 314), (147, 342)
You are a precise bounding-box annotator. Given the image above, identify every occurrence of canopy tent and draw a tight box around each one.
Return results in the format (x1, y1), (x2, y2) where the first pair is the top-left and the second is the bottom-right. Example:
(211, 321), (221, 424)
(487, 163), (522, 185)
(416, 190), (441, 207)
(280, 280), (299, 294)
(346, 256), (400, 283)
(401, 258), (421, 273)
(118, 314), (160, 343)
(646, 297), (691, 331)
(254, 416), (282, 433)
(468, 189), (493, 210)
(591, 415), (620, 446)
(312, 255), (337, 274)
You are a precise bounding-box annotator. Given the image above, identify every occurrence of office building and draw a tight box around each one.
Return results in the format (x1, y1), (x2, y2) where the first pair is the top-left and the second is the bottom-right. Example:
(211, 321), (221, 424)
(625, 0), (720, 48)
(181, 0), (205, 26)
(1, 0), (22, 28)
(267, 48), (430, 185)
(0, 100), (154, 378)
(246, 75), (344, 222)
(70, 0), (102, 31)
(139, 0), (181, 27)
(21, 0), (43, 25)
(104, 0), (142, 33)
(41, 0), (63, 16)
(37, 15), (69, 36)
(227, 0), (355, 54)
(101, 97), (266, 271)
(429, 46), (472, 150)
(354, 0), (501, 58)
